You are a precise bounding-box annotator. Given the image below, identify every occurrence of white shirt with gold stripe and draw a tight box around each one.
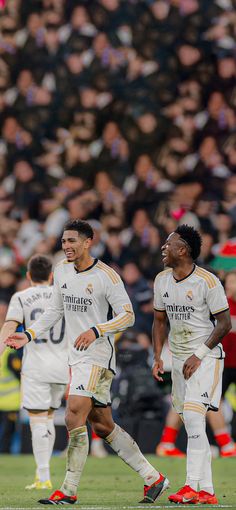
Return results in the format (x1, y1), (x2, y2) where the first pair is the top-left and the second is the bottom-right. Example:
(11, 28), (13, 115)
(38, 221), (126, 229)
(154, 265), (229, 361)
(26, 259), (134, 373)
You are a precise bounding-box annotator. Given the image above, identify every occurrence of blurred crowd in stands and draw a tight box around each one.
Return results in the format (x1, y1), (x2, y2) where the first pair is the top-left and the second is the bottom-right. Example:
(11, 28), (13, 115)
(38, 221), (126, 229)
(0, 0), (236, 453)
(0, 0), (235, 309)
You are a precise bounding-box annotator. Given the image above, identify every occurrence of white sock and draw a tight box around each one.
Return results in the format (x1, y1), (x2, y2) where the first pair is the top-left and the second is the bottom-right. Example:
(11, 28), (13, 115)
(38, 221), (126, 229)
(199, 434), (214, 494)
(183, 406), (207, 491)
(105, 424), (161, 485)
(47, 415), (56, 461)
(30, 415), (50, 482)
(60, 426), (89, 496)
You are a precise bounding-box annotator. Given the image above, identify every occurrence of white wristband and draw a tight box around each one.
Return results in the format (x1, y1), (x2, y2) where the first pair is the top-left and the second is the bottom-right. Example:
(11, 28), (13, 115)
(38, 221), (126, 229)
(195, 344), (211, 360)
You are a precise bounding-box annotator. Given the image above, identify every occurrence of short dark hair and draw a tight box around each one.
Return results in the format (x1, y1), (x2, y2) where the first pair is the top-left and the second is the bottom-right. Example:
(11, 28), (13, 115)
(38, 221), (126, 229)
(175, 224), (202, 260)
(63, 219), (94, 239)
(27, 255), (52, 282)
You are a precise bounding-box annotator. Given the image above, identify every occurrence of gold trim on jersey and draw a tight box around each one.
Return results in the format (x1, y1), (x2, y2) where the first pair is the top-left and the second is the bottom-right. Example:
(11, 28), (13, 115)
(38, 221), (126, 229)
(96, 261), (120, 284)
(210, 359), (220, 399)
(184, 402), (206, 415)
(27, 328), (36, 340)
(123, 304), (133, 313)
(98, 312), (132, 335)
(155, 268), (172, 280)
(96, 324), (102, 336)
(87, 365), (100, 392)
(99, 314), (131, 333)
(212, 307), (229, 315)
(4, 319), (21, 324)
(195, 267), (216, 289)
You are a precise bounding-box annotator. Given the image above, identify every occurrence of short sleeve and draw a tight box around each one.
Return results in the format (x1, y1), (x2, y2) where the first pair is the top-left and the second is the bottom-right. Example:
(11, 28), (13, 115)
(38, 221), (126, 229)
(153, 276), (165, 311)
(206, 280), (229, 315)
(105, 274), (133, 315)
(5, 293), (24, 323)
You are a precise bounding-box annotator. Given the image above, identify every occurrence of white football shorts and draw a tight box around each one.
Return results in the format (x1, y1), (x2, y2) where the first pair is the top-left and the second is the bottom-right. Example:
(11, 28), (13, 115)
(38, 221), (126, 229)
(171, 355), (224, 414)
(69, 363), (113, 406)
(21, 374), (66, 411)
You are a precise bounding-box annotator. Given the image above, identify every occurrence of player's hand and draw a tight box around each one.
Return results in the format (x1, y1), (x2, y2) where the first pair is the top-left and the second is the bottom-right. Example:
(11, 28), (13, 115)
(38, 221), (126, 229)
(4, 332), (29, 349)
(152, 359), (164, 381)
(183, 354), (201, 380)
(74, 329), (96, 351)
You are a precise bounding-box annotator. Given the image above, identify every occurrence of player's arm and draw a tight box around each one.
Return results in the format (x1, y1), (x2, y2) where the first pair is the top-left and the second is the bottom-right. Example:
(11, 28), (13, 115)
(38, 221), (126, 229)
(0, 320), (19, 356)
(152, 274), (167, 381)
(95, 303), (134, 337)
(183, 279), (231, 380)
(183, 309), (231, 380)
(5, 276), (64, 350)
(152, 309), (168, 382)
(0, 292), (24, 354)
(74, 274), (135, 350)
(204, 309), (231, 350)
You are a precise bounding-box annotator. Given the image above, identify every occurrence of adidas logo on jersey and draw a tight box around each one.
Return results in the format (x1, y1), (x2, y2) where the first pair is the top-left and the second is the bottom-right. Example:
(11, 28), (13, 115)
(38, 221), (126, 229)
(201, 392), (209, 398)
(76, 384), (85, 390)
(163, 292), (169, 298)
(61, 283), (67, 288)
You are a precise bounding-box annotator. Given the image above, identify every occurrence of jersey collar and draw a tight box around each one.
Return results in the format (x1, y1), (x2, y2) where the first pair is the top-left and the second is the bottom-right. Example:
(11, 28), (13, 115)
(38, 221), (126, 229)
(173, 263), (196, 283)
(74, 258), (98, 274)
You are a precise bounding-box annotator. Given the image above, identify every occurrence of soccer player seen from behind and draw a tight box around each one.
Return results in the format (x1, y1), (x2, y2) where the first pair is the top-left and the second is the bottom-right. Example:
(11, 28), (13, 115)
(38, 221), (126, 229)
(152, 224), (231, 505)
(0, 255), (69, 489)
(5, 219), (169, 505)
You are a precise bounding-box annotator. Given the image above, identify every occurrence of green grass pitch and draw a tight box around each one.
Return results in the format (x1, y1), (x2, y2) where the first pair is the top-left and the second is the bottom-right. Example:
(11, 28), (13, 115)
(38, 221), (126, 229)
(0, 455), (235, 509)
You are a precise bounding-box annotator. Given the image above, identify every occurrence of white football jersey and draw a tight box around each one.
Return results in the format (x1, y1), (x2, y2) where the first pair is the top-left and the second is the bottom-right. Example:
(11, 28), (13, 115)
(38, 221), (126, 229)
(154, 265), (229, 360)
(6, 285), (69, 383)
(27, 259), (134, 373)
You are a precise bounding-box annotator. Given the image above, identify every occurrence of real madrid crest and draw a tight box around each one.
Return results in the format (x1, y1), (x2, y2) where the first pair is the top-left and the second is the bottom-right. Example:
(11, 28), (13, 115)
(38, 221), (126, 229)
(86, 283), (93, 295)
(186, 290), (193, 302)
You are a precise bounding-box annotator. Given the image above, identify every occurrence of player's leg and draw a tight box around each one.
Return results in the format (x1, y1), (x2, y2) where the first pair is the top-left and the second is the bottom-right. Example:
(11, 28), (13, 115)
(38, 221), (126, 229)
(48, 384), (67, 461)
(168, 359), (200, 504)
(22, 376), (52, 489)
(184, 358), (219, 495)
(28, 410), (52, 487)
(197, 359), (224, 504)
(183, 403), (208, 490)
(39, 364), (97, 504)
(58, 394), (92, 497)
(88, 368), (169, 503)
(171, 357), (222, 504)
(90, 405), (166, 482)
(39, 394), (92, 505)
